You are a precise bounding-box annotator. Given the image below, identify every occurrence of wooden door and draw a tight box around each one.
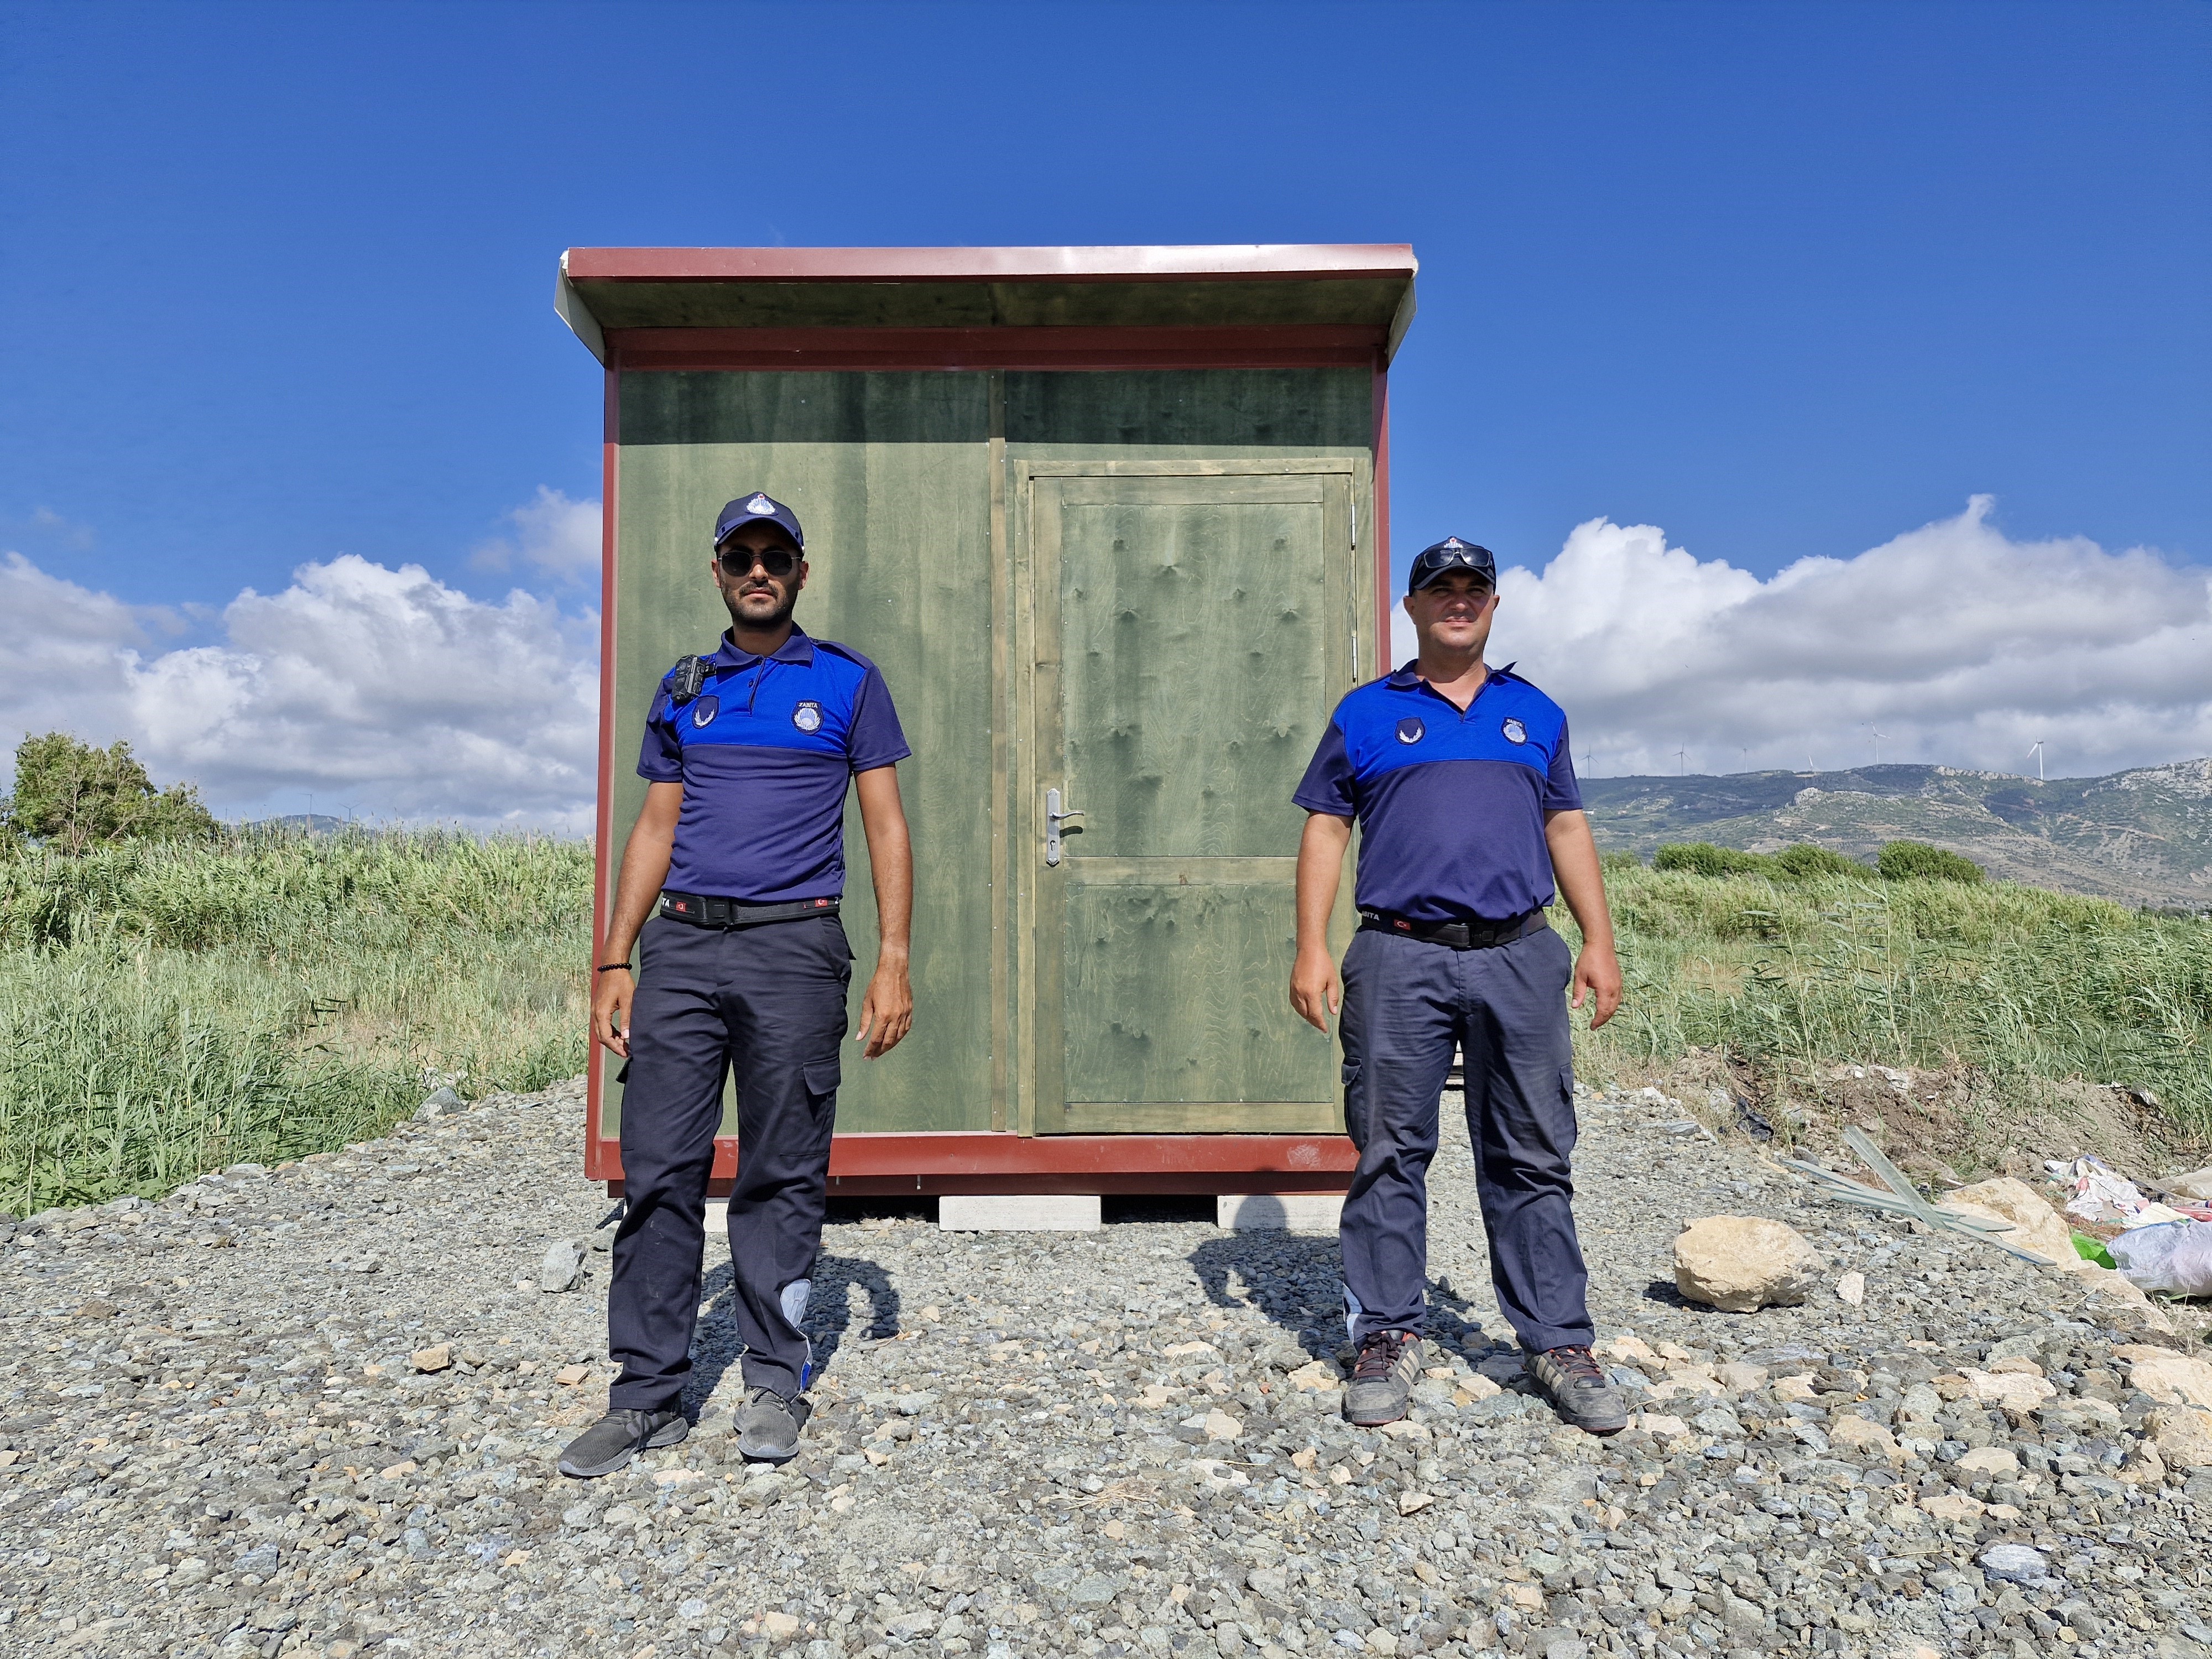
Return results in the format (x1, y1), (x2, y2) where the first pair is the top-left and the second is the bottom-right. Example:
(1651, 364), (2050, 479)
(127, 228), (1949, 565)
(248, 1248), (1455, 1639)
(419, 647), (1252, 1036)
(1021, 466), (1358, 1133)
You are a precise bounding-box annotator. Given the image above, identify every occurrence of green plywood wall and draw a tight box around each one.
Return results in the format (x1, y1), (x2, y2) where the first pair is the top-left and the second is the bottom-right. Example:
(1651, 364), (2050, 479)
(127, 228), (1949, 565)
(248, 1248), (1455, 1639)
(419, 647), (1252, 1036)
(599, 364), (1373, 1147)
(604, 372), (995, 1136)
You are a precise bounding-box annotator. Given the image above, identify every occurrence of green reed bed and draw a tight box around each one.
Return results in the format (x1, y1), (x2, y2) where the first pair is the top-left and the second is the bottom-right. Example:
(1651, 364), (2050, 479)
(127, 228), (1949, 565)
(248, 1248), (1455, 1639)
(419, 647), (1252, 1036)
(4, 828), (2206, 1210)
(0, 830), (591, 1212)
(1562, 866), (2212, 1135)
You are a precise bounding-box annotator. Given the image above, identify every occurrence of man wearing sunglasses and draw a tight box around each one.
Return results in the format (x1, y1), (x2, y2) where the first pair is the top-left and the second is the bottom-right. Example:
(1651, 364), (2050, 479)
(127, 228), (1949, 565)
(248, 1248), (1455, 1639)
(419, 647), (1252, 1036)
(1290, 537), (1627, 1436)
(564, 491), (915, 1478)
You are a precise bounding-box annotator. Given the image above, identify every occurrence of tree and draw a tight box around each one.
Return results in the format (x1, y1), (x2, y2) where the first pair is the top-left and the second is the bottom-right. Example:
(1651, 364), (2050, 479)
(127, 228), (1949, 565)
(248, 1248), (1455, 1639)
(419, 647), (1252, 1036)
(1653, 841), (1776, 877)
(1876, 839), (1985, 884)
(1771, 842), (1863, 880)
(1, 732), (219, 854)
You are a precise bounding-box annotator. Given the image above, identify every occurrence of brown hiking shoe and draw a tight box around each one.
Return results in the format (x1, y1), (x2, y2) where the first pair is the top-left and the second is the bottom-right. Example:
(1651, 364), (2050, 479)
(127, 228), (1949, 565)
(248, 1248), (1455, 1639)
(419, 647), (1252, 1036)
(1343, 1330), (1423, 1426)
(1526, 1344), (1630, 1435)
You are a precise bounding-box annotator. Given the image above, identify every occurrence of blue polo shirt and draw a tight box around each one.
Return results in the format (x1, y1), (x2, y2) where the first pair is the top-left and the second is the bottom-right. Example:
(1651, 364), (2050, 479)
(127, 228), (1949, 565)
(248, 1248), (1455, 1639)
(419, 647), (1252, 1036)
(1293, 662), (1580, 924)
(639, 628), (910, 902)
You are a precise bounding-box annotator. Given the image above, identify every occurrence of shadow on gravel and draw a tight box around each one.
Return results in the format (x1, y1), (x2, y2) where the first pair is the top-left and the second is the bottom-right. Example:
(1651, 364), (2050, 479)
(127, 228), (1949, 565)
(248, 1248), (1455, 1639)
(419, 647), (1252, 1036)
(1187, 1233), (1342, 1360)
(1185, 1236), (1506, 1363)
(1641, 1277), (1694, 1307)
(685, 1253), (901, 1415)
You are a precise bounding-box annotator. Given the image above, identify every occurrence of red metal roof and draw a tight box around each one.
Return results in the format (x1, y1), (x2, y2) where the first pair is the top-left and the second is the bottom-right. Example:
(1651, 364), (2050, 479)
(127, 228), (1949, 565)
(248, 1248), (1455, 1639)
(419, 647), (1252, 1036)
(562, 243), (1416, 284)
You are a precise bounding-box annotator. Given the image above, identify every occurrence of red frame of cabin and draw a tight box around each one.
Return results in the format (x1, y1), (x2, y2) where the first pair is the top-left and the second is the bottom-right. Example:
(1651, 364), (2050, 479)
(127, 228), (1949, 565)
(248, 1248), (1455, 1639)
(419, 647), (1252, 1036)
(571, 246), (1410, 1197)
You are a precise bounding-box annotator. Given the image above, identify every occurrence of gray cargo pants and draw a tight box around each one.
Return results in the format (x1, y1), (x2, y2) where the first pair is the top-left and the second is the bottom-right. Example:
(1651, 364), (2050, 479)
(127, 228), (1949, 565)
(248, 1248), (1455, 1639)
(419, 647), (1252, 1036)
(1337, 920), (1595, 1354)
(607, 911), (851, 1411)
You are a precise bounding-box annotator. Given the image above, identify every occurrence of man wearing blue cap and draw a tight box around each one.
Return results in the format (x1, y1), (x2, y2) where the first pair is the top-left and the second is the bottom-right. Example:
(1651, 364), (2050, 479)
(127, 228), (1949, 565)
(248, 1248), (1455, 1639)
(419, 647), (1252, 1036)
(1290, 537), (1627, 1434)
(562, 491), (915, 1477)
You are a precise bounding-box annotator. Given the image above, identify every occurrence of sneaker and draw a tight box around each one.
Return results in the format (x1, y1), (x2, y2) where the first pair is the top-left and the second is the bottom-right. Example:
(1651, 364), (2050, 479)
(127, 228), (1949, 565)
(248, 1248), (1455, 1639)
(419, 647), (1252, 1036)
(556, 1407), (687, 1478)
(1526, 1345), (1630, 1436)
(1343, 1330), (1422, 1426)
(737, 1386), (811, 1463)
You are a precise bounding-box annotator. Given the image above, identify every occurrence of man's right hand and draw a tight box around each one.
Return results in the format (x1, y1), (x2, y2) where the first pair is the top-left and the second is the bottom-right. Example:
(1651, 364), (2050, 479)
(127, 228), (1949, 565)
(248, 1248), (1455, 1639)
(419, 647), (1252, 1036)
(592, 968), (634, 1058)
(1289, 943), (1342, 1032)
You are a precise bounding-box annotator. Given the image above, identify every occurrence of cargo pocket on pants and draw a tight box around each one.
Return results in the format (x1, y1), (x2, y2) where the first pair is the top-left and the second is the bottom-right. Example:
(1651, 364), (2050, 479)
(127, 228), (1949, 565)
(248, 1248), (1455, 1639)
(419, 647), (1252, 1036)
(802, 1057), (841, 1103)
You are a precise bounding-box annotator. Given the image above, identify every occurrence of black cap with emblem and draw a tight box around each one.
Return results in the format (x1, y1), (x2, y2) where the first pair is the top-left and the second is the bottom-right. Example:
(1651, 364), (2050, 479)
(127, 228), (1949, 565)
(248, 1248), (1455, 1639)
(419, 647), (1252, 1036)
(1407, 536), (1498, 592)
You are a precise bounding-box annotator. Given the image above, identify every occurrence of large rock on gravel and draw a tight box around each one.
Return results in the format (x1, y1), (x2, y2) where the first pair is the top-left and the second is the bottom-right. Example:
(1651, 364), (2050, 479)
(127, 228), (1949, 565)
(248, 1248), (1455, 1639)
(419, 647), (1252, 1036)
(1673, 1215), (1824, 1311)
(1938, 1177), (2075, 1265)
(540, 1239), (585, 1293)
(2069, 1263), (2177, 1334)
(2115, 1344), (2212, 1408)
(2147, 1405), (2212, 1469)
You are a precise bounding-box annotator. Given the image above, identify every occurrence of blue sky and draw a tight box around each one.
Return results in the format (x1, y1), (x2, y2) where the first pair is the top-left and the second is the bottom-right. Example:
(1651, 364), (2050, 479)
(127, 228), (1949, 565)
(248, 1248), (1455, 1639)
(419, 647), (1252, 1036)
(2, 1), (2207, 813)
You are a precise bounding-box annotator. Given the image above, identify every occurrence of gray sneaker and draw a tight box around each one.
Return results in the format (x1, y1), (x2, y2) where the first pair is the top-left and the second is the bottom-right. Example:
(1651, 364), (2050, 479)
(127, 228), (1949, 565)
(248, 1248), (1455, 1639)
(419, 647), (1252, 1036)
(557, 1407), (687, 1478)
(1343, 1330), (1422, 1426)
(1526, 1345), (1630, 1435)
(737, 1386), (810, 1463)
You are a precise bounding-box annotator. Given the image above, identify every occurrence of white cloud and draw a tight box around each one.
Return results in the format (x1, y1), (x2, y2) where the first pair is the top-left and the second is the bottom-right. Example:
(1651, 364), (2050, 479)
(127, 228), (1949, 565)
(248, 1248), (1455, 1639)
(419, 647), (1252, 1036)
(470, 487), (601, 581)
(1392, 497), (2212, 778)
(0, 548), (598, 831)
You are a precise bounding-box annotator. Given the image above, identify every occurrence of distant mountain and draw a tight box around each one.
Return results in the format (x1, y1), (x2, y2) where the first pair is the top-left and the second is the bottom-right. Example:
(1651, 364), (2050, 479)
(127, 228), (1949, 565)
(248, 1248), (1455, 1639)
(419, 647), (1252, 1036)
(243, 813), (353, 836)
(1580, 759), (2212, 909)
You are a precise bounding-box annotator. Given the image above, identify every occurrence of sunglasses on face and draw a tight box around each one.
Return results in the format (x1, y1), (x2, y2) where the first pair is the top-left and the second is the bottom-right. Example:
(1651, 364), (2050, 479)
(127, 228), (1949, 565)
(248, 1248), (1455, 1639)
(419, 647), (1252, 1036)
(717, 543), (800, 579)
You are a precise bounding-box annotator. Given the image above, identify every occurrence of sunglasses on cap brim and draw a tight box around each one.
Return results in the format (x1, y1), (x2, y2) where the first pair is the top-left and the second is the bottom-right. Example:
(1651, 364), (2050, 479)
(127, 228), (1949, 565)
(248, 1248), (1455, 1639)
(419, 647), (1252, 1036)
(1411, 552), (1495, 589)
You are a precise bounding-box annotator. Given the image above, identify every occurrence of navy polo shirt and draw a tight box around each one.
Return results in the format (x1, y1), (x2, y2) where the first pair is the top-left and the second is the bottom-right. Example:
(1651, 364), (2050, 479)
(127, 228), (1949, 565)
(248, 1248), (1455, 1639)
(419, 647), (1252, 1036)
(1293, 662), (1581, 924)
(639, 628), (910, 902)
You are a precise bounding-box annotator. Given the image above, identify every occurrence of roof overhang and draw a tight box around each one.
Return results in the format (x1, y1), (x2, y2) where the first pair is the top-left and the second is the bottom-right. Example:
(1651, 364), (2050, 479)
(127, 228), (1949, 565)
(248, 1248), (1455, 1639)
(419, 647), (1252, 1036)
(556, 244), (1417, 370)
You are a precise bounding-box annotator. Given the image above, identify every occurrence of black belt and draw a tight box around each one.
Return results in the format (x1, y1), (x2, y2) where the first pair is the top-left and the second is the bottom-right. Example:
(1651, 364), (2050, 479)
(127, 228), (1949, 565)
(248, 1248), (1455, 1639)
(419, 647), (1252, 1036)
(659, 890), (839, 929)
(1359, 907), (1547, 951)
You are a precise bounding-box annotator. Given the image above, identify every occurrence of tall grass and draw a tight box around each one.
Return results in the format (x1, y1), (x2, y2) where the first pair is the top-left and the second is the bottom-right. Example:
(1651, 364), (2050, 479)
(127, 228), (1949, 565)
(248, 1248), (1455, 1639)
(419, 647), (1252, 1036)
(1566, 866), (2212, 1138)
(0, 829), (591, 1212)
(4, 832), (2205, 1209)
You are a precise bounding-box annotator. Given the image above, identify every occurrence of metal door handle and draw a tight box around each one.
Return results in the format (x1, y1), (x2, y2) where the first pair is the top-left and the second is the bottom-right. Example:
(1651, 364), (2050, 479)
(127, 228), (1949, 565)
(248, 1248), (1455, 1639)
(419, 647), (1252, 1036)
(1045, 787), (1084, 867)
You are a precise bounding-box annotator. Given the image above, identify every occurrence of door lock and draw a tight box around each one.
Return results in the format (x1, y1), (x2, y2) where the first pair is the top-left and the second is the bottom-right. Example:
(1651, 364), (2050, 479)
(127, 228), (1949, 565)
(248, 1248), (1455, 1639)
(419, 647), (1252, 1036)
(1045, 787), (1084, 867)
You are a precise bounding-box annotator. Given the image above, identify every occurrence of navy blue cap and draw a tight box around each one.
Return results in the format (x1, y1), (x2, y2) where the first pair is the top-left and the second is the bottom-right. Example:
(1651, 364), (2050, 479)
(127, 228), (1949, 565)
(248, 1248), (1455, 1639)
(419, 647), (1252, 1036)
(1408, 536), (1496, 592)
(714, 492), (805, 551)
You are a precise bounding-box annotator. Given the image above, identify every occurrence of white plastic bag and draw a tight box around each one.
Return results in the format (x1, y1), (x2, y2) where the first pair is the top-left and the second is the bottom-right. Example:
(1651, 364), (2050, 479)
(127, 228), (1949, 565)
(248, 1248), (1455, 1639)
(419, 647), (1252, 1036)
(2108, 1221), (2212, 1298)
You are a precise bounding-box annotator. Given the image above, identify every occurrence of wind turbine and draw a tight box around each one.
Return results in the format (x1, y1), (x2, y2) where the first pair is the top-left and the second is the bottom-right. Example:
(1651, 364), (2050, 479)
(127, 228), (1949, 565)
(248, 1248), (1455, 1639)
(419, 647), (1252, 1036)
(1871, 728), (1887, 766)
(1675, 746), (1688, 777)
(2028, 739), (2045, 782)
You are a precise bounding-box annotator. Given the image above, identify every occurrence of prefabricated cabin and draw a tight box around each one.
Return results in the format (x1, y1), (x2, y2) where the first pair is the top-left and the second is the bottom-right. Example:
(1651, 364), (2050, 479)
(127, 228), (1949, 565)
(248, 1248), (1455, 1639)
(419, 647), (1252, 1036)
(558, 244), (1416, 1198)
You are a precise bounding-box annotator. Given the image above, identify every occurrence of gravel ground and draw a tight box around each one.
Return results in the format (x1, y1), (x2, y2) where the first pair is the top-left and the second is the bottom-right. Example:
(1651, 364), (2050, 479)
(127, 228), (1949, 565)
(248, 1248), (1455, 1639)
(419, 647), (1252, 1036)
(3, 1076), (2210, 1659)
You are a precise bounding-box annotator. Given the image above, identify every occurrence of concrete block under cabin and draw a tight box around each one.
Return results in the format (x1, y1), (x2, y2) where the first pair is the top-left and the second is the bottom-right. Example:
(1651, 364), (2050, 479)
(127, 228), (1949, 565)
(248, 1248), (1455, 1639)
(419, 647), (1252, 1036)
(1218, 1192), (1344, 1232)
(939, 1194), (1103, 1232)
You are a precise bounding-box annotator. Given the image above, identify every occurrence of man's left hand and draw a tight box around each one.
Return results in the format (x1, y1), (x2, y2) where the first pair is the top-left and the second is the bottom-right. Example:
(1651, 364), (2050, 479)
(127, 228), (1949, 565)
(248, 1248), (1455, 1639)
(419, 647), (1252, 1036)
(1571, 938), (1624, 1029)
(855, 958), (914, 1058)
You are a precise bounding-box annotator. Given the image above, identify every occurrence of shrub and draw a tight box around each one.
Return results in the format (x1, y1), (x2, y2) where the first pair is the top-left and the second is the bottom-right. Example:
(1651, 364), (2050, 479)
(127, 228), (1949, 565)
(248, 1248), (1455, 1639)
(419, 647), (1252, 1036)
(1653, 842), (1776, 878)
(1877, 840), (1985, 884)
(1771, 843), (1863, 880)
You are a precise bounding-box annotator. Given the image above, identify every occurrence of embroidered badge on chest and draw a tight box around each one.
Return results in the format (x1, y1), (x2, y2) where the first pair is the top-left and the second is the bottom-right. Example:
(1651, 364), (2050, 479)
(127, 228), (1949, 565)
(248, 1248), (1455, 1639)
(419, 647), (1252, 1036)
(1501, 717), (1527, 744)
(690, 695), (720, 728)
(792, 700), (824, 734)
(1396, 716), (1425, 745)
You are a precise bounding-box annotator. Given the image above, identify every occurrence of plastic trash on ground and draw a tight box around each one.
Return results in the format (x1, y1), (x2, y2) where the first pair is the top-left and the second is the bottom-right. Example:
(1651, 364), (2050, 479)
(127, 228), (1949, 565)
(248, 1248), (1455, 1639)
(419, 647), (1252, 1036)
(2070, 1231), (2116, 1271)
(2108, 1221), (2212, 1298)
(2046, 1155), (2194, 1229)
